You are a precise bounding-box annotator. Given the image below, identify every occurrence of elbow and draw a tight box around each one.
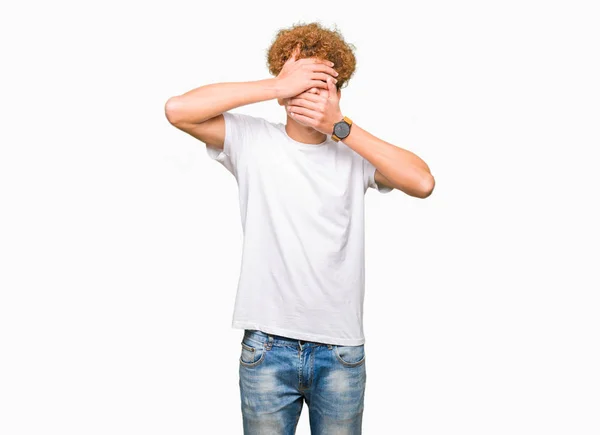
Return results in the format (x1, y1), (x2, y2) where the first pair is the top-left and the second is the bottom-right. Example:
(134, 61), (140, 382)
(415, 173), (435, 198)
(164, 96), (183, 125)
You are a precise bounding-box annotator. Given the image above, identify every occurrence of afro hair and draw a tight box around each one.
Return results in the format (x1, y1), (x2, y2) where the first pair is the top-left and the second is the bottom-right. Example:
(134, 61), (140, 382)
(266, 22), (357, 90)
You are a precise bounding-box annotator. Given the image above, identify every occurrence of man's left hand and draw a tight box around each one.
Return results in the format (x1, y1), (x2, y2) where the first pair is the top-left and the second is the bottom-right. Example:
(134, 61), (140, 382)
(286, 77), (343, 135)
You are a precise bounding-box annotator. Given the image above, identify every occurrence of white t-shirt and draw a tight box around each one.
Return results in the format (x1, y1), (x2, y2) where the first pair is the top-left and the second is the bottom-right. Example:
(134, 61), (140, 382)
(206, 111), (392, 345)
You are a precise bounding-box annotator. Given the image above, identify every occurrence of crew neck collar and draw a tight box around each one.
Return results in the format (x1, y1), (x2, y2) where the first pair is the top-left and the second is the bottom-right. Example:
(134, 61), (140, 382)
(279, 123), (330, 149)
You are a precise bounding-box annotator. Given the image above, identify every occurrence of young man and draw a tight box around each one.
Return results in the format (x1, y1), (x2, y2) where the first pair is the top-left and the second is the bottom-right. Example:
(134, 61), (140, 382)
(165, 22), (434, 435)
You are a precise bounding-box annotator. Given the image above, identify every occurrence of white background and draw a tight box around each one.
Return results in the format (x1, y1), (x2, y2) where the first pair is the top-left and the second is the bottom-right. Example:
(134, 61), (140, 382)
(1, 0), (599, 434)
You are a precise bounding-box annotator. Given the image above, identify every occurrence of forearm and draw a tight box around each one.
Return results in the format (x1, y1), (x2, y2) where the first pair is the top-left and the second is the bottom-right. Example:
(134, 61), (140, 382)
(165, 78), (280, 125)
(343, 123), (435, 197)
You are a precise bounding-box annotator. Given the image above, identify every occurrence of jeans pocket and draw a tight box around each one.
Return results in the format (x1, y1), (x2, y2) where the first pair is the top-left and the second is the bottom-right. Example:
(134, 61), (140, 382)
(239, 340), (266, 367)
(334, 344), (366, 367)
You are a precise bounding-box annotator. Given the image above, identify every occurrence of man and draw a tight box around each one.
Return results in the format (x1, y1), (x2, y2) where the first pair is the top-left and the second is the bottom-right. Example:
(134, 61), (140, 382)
(165, 22), (434, 435)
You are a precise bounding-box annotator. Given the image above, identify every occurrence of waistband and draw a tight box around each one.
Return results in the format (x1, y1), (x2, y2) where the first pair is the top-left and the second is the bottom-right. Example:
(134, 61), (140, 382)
(243, 329), (331, 349)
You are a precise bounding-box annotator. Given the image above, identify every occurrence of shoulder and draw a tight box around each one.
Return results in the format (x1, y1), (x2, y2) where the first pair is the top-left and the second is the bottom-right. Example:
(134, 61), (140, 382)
(223, 112), (285, 144)
(223, 111), (278, 132)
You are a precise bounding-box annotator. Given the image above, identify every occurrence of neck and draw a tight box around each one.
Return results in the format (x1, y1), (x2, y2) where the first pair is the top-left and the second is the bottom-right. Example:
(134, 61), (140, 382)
(285, 115), (327, 144)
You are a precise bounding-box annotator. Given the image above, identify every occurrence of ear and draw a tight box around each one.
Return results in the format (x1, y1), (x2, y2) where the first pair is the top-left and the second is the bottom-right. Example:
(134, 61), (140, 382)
(282, 43), (302, 69)
(291, 43), (301, 59)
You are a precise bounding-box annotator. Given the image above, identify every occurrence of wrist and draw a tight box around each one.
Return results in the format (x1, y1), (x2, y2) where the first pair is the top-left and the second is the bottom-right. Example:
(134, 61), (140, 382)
(268, 77), (283, 100)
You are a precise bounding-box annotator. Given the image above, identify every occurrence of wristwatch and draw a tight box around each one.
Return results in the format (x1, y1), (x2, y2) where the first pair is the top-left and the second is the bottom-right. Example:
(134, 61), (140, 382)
(331, 116), (353, 142)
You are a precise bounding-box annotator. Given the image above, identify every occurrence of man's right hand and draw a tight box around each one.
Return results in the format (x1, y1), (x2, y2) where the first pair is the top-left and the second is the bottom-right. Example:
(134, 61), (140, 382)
(165, 47), (338, 148)
(275, 52), (338, 101)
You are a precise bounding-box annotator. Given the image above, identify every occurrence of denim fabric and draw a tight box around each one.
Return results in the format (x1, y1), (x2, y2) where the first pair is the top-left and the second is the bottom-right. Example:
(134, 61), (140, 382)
(239, 329), (366, 434)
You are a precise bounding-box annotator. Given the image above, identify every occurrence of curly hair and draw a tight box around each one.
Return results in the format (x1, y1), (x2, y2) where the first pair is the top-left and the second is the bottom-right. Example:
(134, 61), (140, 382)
(266, 22), (357, 90)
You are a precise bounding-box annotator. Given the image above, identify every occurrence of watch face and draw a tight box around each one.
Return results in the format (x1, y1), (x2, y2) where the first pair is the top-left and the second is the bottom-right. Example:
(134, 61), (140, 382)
(334, 121), (350, 139)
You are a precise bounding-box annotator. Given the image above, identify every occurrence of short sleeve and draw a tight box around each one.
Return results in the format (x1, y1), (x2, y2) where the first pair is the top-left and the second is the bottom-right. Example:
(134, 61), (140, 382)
(205, 111), (257, 177)
(363, 157), (393, 193)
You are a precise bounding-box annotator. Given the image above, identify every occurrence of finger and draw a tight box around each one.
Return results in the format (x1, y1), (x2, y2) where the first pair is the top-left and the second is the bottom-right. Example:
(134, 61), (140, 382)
(326, 76), (337, 98)
(288, 98), (320, 111)
(311, 72), (338, 85)
(309, 87), (325, 98)
(287, 104), (320, 119)
(289, 112), (317, 127)
(314, 87), (327, 97)
(308, 87), (318, 94)
(309, 79), (331, 91)
(309, 63), (339, 78)
(292, 92), (324, 103)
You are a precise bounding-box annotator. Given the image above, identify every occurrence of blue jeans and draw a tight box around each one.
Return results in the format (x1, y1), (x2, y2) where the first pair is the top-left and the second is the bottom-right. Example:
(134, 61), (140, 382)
(239, 329), (366, 434)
